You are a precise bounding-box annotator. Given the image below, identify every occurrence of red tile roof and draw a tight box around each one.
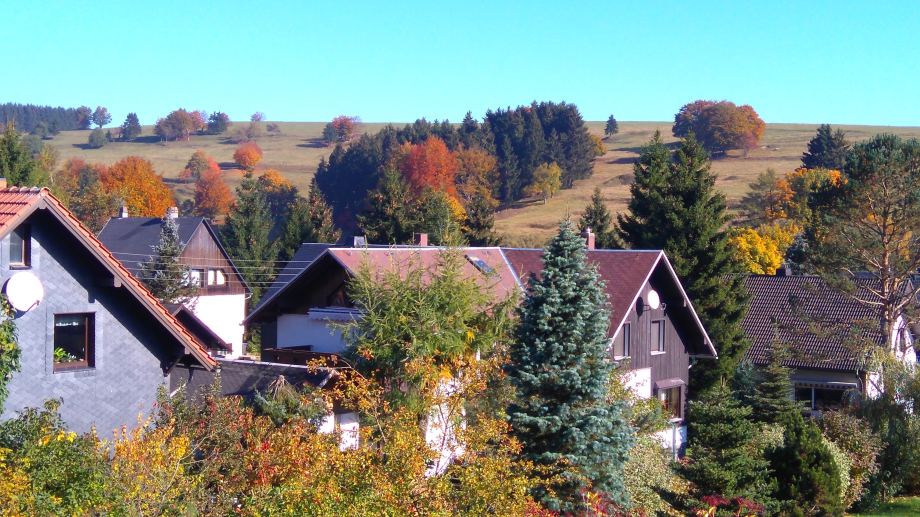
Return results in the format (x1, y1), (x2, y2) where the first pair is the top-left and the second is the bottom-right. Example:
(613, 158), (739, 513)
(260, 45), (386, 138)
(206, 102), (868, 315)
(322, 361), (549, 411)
(502, 248), (715, 357)
(0, 187), (217, 370)
(327, 247), (520, 301)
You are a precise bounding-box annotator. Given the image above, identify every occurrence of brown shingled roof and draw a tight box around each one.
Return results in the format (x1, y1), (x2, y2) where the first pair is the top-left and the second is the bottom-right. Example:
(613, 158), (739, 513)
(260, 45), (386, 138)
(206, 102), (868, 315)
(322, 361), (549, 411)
(0, 187), (217, 370)
(742, 275), (889, 371)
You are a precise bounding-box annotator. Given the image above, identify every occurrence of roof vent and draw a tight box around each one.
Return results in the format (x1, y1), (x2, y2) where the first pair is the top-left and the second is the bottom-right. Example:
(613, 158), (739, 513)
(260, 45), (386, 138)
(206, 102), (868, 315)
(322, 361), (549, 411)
(353, 236), (366, 247)
(466, 255), (494, 275)
(165, 206), (179, 220)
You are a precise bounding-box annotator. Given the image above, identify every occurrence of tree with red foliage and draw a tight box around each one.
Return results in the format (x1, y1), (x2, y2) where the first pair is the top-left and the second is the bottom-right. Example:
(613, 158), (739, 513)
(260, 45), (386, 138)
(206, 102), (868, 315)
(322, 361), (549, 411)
(189, 110), (208, 133)
(194, 159), (232, 219)
(233, 141), (263, 172)
(399, 137), (458, 196)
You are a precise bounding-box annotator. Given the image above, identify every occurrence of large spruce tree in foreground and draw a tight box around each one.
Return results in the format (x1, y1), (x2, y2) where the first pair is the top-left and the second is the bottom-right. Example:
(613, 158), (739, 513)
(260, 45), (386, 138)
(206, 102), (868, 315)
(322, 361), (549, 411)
(506, 219), (634, 512)
(617, 131), (750, 392)
(139, 217), (199, 306)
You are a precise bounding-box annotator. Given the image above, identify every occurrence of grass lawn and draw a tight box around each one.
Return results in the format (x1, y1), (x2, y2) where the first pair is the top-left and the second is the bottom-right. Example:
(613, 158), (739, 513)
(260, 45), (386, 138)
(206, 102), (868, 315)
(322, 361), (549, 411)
(44, 120), (920, 242)
(853, 497), (920, 516)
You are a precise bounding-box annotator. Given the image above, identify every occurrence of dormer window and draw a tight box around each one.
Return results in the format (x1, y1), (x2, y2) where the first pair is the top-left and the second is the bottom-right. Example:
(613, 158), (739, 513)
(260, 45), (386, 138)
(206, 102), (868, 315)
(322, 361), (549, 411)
(9, 225), (31, 268)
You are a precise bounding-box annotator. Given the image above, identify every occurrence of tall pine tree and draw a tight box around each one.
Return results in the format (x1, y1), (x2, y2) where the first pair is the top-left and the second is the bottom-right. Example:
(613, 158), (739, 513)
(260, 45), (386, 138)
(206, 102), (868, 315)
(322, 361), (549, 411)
(221, 172), (277, 304)
(605, 115), (619, 137)
(139, 216), (199, 306)
(749, 342), (805, 424)
(463, 194), (502, 246)
(617, 131), (750, 392)
(278, 178), (341, 262)
(358, 168), (419, 244)
(578, 187), (621, 249)
(506, 219), (634, 512)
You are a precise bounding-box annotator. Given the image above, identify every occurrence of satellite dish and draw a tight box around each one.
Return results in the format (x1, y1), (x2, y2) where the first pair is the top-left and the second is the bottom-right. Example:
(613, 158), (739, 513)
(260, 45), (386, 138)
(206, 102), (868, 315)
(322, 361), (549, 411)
(5, 271), (44, 312)
(647, 289), (661, 310)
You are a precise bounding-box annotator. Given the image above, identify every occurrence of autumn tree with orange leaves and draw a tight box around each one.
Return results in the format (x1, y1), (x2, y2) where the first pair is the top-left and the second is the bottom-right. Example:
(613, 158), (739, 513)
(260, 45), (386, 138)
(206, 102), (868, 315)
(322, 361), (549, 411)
(234, 142), (263, 172)
(99, 156), (174, 217)
(194, 159), (232, 219)
(672, 100), (765, 155)
(455, 147), (499, 205)
(399, 137), (458, 196)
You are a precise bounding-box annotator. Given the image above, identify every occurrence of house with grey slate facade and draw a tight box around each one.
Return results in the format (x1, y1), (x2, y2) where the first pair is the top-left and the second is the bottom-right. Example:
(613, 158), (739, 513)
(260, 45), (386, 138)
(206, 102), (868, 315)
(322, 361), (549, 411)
(0, 186), (218, 434)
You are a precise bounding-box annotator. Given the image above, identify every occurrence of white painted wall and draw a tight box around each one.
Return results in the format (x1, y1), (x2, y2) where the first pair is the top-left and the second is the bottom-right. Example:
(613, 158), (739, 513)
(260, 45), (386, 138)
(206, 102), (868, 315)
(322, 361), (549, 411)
(623, 367), (653, 399)
(655, 424), (687, 458)
(192, 294), (246, 357)
(318, 412), (360, 450)
(277, 309), (359, 353)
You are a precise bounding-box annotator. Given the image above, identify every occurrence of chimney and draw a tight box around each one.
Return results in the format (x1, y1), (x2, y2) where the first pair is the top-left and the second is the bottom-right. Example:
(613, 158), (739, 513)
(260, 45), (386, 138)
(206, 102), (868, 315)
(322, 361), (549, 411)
(0, 178), (7, 189)
(413, 233), (428, 246)
(165, 206), (179, 220)
(120, 205), (129, 218)
(775, 266), (793, 277)
(581, 228), (595, 250)
(353, 235), (367, 247)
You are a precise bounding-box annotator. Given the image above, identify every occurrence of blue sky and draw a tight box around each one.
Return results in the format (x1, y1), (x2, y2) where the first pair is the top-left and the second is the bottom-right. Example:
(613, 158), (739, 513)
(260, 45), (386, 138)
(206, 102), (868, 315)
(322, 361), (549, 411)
(1, 1), (916, 126)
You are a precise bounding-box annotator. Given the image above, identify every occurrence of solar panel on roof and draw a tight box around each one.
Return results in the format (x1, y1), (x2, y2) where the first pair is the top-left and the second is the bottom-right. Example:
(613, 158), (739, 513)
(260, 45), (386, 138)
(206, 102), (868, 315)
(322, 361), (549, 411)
(466, 255), (494, 275)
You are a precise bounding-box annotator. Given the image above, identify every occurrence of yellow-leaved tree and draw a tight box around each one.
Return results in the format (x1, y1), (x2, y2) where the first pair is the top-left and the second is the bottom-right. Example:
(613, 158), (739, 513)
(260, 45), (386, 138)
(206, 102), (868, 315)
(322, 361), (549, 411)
(524, 162), (562, 204)
(731, 223), (800, 275)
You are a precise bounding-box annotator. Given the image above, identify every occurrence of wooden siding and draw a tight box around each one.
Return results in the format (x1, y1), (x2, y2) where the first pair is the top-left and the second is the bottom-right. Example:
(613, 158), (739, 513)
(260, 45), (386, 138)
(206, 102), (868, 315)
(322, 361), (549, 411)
(611, 275), (692, 420)
(180, 224), (247, 296)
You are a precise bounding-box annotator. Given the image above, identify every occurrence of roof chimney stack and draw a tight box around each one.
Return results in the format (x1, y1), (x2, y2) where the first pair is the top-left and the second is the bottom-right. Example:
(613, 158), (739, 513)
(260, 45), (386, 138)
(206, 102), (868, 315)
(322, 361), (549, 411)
(120, 205), (129, 218)
(165, 206), (179, 220)
(775, 266), (793, 277)
(353, 235), (366, 247)
(413, 233), (428, 246)
(0, 178), (7, 189)
(581, 228), (595, 250)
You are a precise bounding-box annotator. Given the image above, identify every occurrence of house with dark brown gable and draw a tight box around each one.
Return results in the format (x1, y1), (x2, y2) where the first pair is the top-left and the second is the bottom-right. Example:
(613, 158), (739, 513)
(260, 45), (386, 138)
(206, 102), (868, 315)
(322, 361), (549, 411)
(0, 185), (218, 434)
(742, 272), (917, 411)
(98, 208), (251, 357)
(247, 236), (716, 455)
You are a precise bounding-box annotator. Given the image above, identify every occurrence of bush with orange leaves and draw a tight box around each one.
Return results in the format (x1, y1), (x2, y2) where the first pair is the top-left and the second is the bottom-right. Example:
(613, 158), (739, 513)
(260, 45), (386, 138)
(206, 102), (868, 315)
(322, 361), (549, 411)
(233, 142), (263, 172)
(194, 159), (232, 219)
(99, 156), (174, 217)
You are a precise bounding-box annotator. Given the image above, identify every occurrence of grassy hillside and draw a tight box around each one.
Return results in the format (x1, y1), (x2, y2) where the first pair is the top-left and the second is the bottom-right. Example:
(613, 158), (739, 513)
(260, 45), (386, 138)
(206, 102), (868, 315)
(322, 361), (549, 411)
(45, 121), (920, 243)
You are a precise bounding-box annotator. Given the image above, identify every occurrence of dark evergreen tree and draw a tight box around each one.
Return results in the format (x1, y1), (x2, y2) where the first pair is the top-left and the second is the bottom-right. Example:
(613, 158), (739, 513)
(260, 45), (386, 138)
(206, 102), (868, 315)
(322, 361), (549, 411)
(605, 115), (619, 137)
(578, 187), (621, 249)
(278, 179), (341, 262)
(802, 124), (850, 170)
(207, 111), (230, 134)
(358, 168), (419, 244)
(498, 138), (522, 202)
(0, 102), (82, 132)
(739, 168), (779, 226)
(221, 172), (278, 303)
(768, 412), (844, 516)
(463, 194), (502, 246)
(506, 219), (634, 512)
(139, 217), (199, 306)
(459, 111), (481, 149)
(617, 131), (750, 392)
(749, 342), (805, 424)
(121, 113), (142, 141)
(0, 122), (36, 185)
(679, 384), (773, 504)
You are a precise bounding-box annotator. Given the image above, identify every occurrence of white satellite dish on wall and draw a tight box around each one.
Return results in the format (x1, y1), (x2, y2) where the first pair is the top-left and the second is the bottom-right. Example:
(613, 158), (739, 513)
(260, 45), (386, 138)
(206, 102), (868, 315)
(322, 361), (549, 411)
(5, 271), (44, 312)
(647, 289), (661, 310)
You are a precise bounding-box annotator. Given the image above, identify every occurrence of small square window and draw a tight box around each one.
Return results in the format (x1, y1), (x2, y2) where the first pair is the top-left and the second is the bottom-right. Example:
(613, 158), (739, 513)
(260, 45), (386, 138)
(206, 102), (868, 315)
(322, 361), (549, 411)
(660, 387), (681, 419)
(651, 320), (665, 352)
(53, 313), (95, 371)
(613, 323), (630, 358)
(9, 225), (31, 268)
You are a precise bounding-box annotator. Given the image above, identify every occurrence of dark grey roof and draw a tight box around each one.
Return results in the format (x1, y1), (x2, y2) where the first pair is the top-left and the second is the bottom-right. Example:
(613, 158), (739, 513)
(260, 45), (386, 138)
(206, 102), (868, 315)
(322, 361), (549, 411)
(253, 243), (335, 312)
(98, 217), (204, 274)
(171, 360), (330, 401)
(742, 275), (890, 372)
